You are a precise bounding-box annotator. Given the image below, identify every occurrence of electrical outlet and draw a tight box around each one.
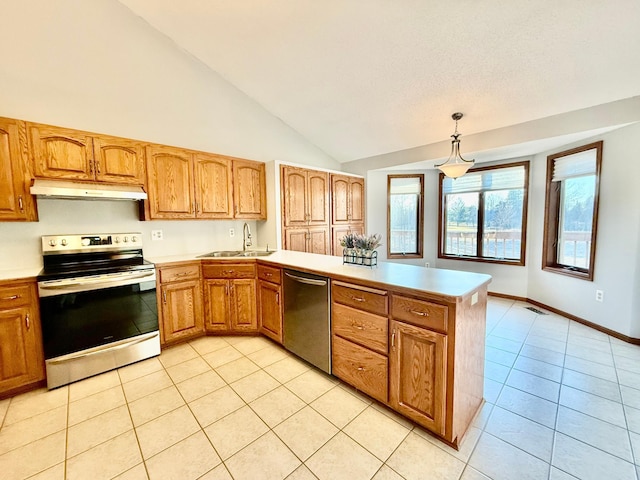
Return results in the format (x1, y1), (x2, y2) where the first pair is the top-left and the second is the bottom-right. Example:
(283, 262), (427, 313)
(151, 230), (163, 241)
(424, 262), (430, 268)
(595, 290), (604, 302)
(229, 228), (235, 238)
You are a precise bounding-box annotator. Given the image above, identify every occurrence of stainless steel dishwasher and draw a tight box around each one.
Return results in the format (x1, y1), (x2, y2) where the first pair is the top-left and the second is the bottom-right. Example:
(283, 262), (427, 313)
(283, 269), (331, 374)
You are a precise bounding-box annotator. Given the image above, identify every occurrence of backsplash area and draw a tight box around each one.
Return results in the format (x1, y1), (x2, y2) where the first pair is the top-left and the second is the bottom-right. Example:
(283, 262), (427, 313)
(0, 199), (259, 271)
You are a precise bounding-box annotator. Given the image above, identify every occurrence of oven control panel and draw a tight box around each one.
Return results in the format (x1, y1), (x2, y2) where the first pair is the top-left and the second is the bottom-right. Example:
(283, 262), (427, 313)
(42, 233), (143, 253)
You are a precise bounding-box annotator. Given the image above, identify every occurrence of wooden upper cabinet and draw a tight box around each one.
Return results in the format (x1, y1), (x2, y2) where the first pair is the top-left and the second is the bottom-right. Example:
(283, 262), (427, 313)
(331, 174), (364, 225)
(146, 145), (195, 219)
(92, 135), (146, 185)
(195, 153), (233, 219)
(30, 123), (146, 186)
(282, 166), (308, 226)
(0, 118), (37, 221)
(30, 124), (93, 181)
(282, 166), (329, 227)
(233, 159), (266, 219)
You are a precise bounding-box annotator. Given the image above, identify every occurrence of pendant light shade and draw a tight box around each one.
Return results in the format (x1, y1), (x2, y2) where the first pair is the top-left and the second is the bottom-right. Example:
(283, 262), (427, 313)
(436, 112), (475, 179)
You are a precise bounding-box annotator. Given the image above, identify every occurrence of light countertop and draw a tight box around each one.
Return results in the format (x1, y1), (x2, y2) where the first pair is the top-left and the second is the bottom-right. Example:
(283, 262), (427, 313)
(0, 268), (41, 282)
(148, 250), (491, 300)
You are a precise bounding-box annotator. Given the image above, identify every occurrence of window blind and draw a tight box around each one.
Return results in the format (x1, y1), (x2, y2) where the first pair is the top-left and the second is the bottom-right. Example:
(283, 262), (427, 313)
(552, 149), (596, 182)
(390, 177), (422, 194)
(442, 165), (525, 194)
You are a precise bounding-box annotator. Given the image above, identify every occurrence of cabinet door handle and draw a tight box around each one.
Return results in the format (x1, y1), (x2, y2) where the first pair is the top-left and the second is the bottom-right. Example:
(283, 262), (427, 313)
(276, 292), (280, 305)
(25, 313), (30, 330)
(410, 310), (429, 317)
(162, 290), (167, 304)
(391, 329), (396, 348)
(89, 159), (94, 174)
(351, 296), (365, 303)
(95, 160), (100, 174)
(18, 195), (24, 212)
(1, 295), (19, 301)
(195, 202), (199, 213)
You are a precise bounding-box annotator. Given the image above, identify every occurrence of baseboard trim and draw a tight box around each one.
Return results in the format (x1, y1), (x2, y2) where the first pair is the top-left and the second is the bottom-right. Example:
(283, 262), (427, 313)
(488, 292), (640, 345)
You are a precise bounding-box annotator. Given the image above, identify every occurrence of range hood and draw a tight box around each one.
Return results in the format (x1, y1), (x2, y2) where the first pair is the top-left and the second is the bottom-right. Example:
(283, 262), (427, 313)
(30, 179), (147, 201)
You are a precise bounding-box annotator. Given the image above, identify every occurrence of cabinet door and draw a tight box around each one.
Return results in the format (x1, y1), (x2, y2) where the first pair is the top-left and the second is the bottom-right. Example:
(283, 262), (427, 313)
(331, 175), (350, 224)
(281, 166), (308, 227)
(308, 227), (330, 255)
(389, 320), (447, 435)
(230, 279), (257, 331)
(331, 225), (363, 257)
(0, 306), (45, 393)
(0, 118), (36, 221)
(284, 228), (309, 253)
(195, 153), (233, 219)
(30, 124), (94, 180)
(146, 145), (195, 219)
(258, 280), (282, 343)
(93, 135), (146, 185)
(161, 280), (203, 344)
(349, 177), (365, 224)
(233, 160), (266, 219)
(307, 170), (329, 225)
(204, 279), (230, 332)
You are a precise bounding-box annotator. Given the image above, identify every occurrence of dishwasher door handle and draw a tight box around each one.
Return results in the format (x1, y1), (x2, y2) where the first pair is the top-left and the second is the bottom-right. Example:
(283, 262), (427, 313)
(284, 272), (327, 286)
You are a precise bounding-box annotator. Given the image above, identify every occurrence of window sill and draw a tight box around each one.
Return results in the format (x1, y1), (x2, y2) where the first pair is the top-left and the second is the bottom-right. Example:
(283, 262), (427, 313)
(388, 253), (423, 260)
(438, 254), (525, 267)
(542, 265), (593, 281)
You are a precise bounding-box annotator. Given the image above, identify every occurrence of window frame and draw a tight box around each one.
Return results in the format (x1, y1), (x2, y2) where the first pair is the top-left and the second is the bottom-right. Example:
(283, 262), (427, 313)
(387, 174), (424, 259)
(438, 161), (530, 266)
(542, 141), (603, 281)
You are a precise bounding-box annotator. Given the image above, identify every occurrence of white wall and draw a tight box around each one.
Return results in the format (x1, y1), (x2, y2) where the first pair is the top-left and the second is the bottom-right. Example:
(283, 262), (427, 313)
(527, 123), (640, 337)
(0, 0), (339, 269)
(367, 123), (640, 337)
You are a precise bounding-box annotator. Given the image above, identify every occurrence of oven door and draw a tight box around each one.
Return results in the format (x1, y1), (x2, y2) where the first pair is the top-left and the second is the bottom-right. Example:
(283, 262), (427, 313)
(38, 270), (160, 388)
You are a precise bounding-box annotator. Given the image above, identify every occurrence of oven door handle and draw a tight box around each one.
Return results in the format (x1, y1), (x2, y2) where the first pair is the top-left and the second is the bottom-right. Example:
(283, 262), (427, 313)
(40, 271), (155, 290)
(46, 332), (160, 365)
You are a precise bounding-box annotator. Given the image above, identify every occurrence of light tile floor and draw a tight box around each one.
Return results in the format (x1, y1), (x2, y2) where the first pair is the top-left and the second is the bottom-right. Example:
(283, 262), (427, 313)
(1, 298), (640, 479)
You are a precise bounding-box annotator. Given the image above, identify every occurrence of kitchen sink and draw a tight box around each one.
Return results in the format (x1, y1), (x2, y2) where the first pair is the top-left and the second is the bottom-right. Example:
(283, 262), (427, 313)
(197, 250), (274, 258)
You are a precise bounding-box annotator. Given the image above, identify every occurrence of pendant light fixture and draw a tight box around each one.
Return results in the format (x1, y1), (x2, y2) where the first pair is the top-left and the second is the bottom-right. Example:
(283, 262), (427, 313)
(436, 112), (475, 179)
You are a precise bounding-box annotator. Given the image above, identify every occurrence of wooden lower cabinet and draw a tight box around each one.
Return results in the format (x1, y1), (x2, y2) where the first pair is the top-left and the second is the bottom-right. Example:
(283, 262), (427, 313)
(203, 263), (258, 333)
(258, 280), (282, 343)
(158, 263), (204, 345)
(389, 319), (447, 436)
(332, 335), (388, 403)
(0, 280), (45, 396)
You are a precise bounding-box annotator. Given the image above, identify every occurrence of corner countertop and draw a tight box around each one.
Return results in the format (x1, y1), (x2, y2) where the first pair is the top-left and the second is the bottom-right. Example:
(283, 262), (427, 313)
(148, 250), (491, 301)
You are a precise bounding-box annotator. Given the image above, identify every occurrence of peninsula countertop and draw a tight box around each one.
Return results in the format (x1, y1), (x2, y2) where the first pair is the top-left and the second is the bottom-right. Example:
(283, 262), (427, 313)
(148, 250), (491, 301)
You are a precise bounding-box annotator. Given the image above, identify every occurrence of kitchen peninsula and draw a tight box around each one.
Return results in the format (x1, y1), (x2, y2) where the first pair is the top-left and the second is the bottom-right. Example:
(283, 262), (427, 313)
(151, 250), (491, 448)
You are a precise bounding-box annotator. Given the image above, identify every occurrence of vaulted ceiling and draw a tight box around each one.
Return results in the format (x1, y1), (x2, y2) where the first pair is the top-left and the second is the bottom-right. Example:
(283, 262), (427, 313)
(118, 0), (640, 167)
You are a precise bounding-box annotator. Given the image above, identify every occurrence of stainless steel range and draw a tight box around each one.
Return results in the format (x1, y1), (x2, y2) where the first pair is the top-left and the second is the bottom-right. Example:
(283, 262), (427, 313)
(37, 232), (160, 389)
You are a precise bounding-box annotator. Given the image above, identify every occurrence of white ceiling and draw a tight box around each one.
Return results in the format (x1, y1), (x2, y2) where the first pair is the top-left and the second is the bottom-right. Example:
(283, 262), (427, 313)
(118, 0), (640, 165)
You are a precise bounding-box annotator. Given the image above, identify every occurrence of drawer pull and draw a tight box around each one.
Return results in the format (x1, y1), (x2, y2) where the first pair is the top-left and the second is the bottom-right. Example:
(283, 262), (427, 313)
(175, 272), (190, 277)
(357, 366), (365, 371)
(224, 270), (235, 275)
(410, 309), (429, 317)
(351, 296), (365, 302)
(1, 295), (20, 301)
(352, 322), (364, 330)
(265, 272), (273, 277)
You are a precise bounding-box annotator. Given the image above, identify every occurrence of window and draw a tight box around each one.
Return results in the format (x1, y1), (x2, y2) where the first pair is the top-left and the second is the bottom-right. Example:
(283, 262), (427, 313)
(438, 161), (529, 265)
(542, 141), (602, 280)
(387, 175), (424, 258)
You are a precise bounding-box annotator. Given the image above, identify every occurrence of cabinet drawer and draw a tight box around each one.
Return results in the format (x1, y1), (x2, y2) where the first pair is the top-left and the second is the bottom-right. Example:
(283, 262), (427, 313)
(0, 284), (31, 309)
(332, 336), (388, 403)
(202, 263), (256, 279)
(332, 303), (387, 355)
(332, 281), (388, 316)
(159, 264), (200, 283)
(391, 294), (448, 333)
(257, 264), (281, 284)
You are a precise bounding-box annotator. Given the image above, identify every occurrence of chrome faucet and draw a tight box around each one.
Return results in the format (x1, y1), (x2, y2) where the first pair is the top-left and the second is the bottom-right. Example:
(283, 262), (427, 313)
(242, 223), (252, 251)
